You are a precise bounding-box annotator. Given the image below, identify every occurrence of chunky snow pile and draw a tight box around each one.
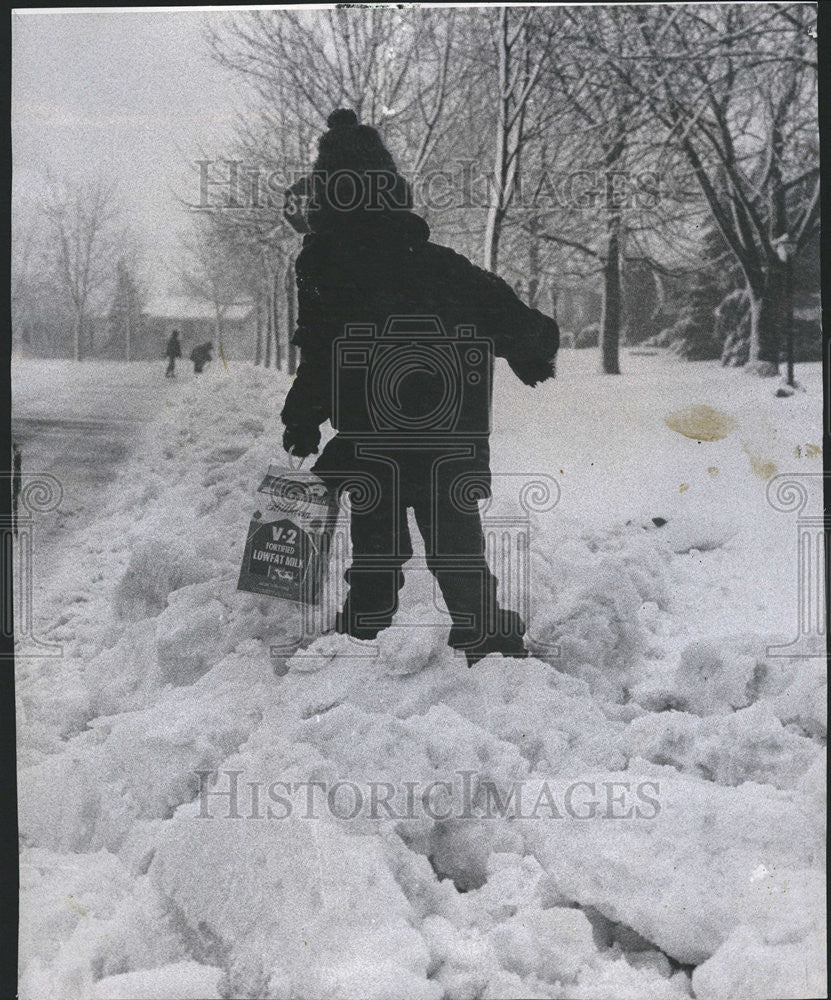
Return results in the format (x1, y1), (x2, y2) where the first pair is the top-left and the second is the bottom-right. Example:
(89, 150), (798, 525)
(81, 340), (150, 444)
(15, 354), (827, 999)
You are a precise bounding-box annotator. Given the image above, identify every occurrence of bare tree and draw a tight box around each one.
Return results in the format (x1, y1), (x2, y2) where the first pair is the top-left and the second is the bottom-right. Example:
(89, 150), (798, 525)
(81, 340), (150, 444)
(180, 217), (247, 355)
(516, 7), (715, 373)
(540, 8), (635, 373)
(42, 175), (121, 361)
(206, 8), (458, 168)
(202, 3), (818, 386)
(11, 203), (43, 314)
(597, 4), (819, 375)
(11, 202), (57, 354)
(187, 150), (296, 368)
(479, 8), (557, 273)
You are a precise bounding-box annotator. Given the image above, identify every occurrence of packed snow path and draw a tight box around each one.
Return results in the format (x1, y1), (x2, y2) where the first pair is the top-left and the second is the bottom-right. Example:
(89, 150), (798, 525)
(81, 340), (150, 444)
(13, 353), (826, 1000)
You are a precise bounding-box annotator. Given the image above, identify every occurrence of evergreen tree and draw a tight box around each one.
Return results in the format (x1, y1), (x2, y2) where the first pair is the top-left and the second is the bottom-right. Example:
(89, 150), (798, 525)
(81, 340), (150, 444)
(649, 226), (739, 361)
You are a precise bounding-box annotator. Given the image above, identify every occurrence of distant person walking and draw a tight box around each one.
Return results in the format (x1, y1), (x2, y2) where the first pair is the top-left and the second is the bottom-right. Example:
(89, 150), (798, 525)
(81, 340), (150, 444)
(190, 341), (213, 374)
(164, 330), (182, 378)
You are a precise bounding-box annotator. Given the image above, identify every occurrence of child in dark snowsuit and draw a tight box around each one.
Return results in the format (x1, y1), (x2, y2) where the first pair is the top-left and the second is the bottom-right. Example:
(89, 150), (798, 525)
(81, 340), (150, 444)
(281, 109), (559, 665)
(190, 342), (213, 374)
(165, 330), (182, 377)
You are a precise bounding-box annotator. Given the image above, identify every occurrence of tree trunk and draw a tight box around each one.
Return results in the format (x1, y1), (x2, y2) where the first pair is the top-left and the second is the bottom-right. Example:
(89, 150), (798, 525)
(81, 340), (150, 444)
(599, 129), (625, 375)
(599, 210), (622, 375)
(527, 217), (540, 308)
(285, 258), (298, 375)
(214, 309), (224, 359)
(782, 259), (795, 386)
(746, 265), (785, 377)
(73, 314), (82, 362)
(746, 102), (790, 378)
(254, 285), (263, 366)
(273, 269), (282, 371)
(484, 10), (509, 274)
(264, 279), (273, 368)
(484, 205), (505, 275)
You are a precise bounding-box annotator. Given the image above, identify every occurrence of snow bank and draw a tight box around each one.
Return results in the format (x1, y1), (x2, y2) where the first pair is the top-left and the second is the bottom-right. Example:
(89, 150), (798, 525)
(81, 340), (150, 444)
(19, 848), (191, 1000)
(692, 924), (827, 1000)
(151, 814), (442, 1000)
(91, 962), (224, 1000)
(529, 524), (671, 701)
(618, 701), (821, 788)
(524, 769), (823, 964)
(15, 357), (826, 999)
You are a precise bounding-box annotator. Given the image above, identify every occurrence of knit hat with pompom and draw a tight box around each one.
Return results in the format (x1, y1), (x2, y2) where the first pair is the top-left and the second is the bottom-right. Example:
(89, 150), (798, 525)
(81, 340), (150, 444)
(307, 108), (412, 229)
(326, 108), (358, 129)
(314, 108), (399, 173)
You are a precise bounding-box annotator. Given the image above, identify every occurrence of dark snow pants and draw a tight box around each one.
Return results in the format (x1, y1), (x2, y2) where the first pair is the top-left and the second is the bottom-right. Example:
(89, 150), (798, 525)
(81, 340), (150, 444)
(334, 456), (509, 649)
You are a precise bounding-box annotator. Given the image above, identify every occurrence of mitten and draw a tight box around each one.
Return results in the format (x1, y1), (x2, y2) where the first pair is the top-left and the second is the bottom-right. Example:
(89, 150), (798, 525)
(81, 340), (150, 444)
(282, 423), (321, 458)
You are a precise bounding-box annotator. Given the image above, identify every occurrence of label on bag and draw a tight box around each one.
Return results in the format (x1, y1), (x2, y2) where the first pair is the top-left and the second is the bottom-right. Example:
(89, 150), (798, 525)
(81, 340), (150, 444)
(237, 466), (338, 604)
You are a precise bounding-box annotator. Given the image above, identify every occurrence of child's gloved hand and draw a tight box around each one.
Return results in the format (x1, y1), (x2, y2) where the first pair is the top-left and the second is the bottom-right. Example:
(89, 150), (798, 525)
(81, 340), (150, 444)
(507, 354), (557, 387)
(282, 423), (321, 458)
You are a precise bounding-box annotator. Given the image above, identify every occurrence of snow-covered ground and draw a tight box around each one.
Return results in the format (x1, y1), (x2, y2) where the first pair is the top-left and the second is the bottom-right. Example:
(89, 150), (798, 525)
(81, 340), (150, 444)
(12, 360), (173, 549)
(14, 351), (826, 1000)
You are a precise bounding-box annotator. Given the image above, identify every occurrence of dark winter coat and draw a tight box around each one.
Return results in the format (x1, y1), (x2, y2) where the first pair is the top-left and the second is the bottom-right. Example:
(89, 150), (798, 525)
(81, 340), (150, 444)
(190, 343), (213, 367)
(280, 210), (559, 495)
(165, 335), (182, 359)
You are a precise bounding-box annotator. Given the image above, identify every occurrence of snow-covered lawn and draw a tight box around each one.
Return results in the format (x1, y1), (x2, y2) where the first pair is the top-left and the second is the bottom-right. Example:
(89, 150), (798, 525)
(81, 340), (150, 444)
(14, 351), (826, 999)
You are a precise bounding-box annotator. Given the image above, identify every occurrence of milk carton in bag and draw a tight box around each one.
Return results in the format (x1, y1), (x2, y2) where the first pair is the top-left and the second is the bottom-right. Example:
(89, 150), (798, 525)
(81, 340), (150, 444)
(237, 465), (339, 604)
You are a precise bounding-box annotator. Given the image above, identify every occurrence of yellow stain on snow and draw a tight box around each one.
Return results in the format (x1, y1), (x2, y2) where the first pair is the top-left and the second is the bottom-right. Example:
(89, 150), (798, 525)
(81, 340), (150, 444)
(742, 443), (777, 480)
(708, 466), (719, 478)
(665, 405), (737, 442)
(680, 483), (690, 493)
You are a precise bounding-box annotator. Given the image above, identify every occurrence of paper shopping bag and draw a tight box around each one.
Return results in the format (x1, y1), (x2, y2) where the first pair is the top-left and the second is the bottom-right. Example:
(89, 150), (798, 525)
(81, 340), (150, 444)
(236, 465), (338, 605)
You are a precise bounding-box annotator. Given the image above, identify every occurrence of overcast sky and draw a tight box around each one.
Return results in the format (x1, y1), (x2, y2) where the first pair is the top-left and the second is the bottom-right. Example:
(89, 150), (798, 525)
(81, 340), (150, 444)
(12, 8), (246, 293)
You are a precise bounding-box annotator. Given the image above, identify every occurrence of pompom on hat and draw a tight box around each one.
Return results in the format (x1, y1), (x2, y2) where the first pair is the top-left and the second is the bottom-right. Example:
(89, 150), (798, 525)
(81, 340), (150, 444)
(314, 108), (397, 174)
(326, 108), (359, 129)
